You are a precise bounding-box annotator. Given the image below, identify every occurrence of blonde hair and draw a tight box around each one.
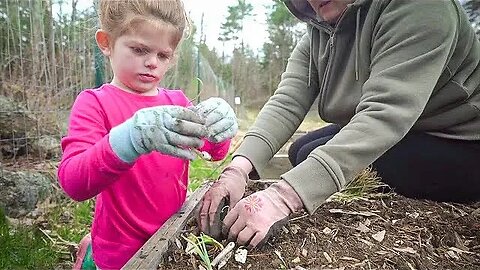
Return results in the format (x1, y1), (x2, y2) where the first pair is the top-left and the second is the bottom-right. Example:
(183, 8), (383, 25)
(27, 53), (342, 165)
(98, 0), (189, 45)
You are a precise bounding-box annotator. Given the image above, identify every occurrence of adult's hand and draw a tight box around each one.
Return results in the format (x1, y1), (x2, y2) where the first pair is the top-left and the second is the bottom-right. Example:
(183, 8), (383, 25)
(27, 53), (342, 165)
(198, 157), (252, 239)
(222, 180), (304, 248)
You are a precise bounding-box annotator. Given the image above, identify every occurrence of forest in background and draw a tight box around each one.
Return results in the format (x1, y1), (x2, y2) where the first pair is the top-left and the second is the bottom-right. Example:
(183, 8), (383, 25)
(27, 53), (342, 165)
(0, 0), (479, 134)
(0, 0), (307, 114)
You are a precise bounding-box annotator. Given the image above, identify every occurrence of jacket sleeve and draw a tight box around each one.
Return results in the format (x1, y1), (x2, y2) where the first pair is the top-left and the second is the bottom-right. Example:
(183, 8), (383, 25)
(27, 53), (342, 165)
(234, 33), (320, 177)
(57, 91), (132, 201)
(283, 0), (459, 213)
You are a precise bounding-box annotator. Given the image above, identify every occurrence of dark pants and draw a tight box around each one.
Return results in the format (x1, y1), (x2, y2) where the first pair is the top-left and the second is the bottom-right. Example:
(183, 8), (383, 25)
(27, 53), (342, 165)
(288, 124), (480, 203)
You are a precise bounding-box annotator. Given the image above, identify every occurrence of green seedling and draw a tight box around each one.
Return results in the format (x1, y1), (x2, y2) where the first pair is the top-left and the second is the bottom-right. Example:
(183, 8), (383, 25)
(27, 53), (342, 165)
(331, 167), (389, 202)
(183, 233), (223, 270)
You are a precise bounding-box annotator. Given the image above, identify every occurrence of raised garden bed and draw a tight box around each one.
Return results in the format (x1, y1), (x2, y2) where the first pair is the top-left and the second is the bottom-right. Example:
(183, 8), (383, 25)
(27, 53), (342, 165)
(126, 179), (480, 270)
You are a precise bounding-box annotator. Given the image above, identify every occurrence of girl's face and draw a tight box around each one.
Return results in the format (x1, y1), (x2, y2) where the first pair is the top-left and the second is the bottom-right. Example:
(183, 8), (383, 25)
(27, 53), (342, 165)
(99, 21), (179, 96)
(307, 0), (354, 23)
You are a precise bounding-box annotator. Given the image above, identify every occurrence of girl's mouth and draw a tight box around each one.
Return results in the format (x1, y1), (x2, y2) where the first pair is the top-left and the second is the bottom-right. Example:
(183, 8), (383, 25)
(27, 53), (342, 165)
(138, 73), (157, 82)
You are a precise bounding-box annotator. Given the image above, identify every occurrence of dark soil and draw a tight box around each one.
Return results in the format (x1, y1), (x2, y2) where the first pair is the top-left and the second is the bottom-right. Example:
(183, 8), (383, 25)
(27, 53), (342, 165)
(161, 182), (480, 270)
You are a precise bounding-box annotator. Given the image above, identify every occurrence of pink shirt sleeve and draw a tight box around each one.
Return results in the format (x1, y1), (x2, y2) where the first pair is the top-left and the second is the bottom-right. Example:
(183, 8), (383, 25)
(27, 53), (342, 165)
(58, 91), (132, 201)
(200, 139), (231, 161)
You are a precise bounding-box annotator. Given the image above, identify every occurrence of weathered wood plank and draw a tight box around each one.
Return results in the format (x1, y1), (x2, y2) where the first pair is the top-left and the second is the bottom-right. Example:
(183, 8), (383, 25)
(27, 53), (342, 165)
(122, 182), (213, 270)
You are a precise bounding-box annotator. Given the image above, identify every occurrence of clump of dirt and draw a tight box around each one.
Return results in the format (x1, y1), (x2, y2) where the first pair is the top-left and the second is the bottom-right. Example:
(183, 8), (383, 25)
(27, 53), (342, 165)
(161, 186), (480, 270)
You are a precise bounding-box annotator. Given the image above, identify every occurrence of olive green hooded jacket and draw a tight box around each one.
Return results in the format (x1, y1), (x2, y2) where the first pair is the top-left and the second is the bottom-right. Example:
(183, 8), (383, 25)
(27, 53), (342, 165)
(234, 0), (480, 213)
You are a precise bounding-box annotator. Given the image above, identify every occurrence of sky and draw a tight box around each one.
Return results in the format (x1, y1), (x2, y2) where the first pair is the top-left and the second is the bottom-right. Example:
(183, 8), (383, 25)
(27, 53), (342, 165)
(52, 0), (271, 54)
(178, 0), (271, 54)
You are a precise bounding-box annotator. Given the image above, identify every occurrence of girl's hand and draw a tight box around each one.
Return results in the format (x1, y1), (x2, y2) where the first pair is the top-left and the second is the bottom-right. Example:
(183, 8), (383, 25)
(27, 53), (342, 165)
(109, 105), (208, 162)
(192, 98), (238, 143)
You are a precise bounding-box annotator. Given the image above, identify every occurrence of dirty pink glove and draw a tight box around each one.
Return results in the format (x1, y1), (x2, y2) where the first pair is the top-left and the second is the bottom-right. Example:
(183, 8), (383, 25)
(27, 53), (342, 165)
(222, 180), (304, 249)
(198, 164), (249, 239)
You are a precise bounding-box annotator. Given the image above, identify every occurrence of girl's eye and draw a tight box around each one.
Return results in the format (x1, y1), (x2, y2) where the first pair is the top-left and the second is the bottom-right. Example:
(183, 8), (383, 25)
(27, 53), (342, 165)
(157, 53), (170, 60)
(132, 47), (147, 55)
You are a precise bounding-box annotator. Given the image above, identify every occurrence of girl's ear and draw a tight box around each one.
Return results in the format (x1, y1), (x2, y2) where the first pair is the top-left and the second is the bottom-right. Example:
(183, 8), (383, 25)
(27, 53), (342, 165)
(95, 29), (112, 56)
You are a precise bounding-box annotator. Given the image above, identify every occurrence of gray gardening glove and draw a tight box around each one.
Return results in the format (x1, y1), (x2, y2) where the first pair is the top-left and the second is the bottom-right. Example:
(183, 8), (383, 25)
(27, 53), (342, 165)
(109, 105), (207, 162)
(191, 97), (238, 143)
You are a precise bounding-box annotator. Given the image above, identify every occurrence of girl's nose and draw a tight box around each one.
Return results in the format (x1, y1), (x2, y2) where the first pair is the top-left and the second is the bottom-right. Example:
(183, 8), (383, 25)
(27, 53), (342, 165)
(144, 55), (158, 69)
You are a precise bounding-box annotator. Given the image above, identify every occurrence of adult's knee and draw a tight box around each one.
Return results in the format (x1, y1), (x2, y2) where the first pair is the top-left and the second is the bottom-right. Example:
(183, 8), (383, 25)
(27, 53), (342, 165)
(288, 139), (302, 166)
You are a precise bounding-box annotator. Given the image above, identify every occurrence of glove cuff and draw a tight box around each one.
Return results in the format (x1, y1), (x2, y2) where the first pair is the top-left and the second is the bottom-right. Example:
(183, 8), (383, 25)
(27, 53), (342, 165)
(268, 180), (304, 214)
(220, 165), (249, 184)
(109, 118), (139, 163)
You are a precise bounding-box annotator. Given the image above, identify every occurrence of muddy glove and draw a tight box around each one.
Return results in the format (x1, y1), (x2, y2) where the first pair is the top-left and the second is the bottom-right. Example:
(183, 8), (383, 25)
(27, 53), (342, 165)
(109, 105), (207, 162)
(222, 180), (304, 249)
(192, 97), (238, 143)
(198, 165), (249, 239)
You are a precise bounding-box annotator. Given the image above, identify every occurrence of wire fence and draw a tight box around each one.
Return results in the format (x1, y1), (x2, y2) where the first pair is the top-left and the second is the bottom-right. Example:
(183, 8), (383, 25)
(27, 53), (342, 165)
(0, 0), (97, 164)
(0, 0), (233, 164)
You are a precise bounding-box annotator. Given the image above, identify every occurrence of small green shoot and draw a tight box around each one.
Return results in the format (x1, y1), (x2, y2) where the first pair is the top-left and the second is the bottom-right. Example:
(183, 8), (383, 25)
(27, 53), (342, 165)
(183, 233), (223, 270)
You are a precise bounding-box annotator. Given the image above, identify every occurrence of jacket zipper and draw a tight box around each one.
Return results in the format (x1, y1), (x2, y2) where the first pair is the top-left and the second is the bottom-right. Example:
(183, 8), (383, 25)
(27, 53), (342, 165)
(315, 7), (351, 120)
(318, 33), (335, 120)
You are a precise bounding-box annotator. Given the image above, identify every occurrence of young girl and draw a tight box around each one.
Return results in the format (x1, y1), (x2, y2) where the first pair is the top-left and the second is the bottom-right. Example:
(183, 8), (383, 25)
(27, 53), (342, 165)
(58, 0), (237, 269)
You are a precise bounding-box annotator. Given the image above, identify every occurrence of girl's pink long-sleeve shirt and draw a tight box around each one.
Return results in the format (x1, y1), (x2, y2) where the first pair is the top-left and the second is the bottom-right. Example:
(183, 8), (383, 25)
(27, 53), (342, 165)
(58, 84), (230, 269)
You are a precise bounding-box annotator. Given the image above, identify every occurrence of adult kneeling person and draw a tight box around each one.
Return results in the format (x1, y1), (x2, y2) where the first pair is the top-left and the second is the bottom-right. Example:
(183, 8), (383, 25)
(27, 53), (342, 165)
(198, 0), (480, 249)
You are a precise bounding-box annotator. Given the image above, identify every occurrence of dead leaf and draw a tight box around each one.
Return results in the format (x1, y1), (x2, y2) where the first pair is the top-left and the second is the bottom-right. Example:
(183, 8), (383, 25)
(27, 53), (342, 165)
(371, 230), (386, 242)
(446, 250), (460, 260)
(449, 247), (475, 255)
(328, 208), (385, 220)
(311, 232), (317, 243)
(359, 238), (375, 247)
(290, 224), (301, 235)
(274, 250), (287, 267)
(301, 249), (308, 257)
(356, 222), (370, 233)
(407, 262), (417, 270)
(329, 209), (381, 218)
(323, 227), (332, 234)
(323, 251), (333, 263)
(393, 247), (417, 254)
(340, 257), (360, 262)
(175, 238), (183, 250)
(406, 212), (419, 219)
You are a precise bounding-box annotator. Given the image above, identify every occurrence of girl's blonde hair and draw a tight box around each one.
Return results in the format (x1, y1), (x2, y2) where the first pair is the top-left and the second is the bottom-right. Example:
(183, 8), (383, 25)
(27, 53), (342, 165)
(98, 0), (190, 45)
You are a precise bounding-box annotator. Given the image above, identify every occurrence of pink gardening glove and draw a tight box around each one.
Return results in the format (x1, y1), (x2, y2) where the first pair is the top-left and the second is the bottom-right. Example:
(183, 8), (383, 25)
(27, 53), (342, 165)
(198, 164), (249, 239)
(222, 180), (304, 249)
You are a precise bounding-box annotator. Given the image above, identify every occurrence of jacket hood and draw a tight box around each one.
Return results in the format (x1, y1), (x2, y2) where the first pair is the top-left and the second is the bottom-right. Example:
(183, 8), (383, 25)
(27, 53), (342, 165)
(283, 0), (369, 84)
(283, 0), (368, 24)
